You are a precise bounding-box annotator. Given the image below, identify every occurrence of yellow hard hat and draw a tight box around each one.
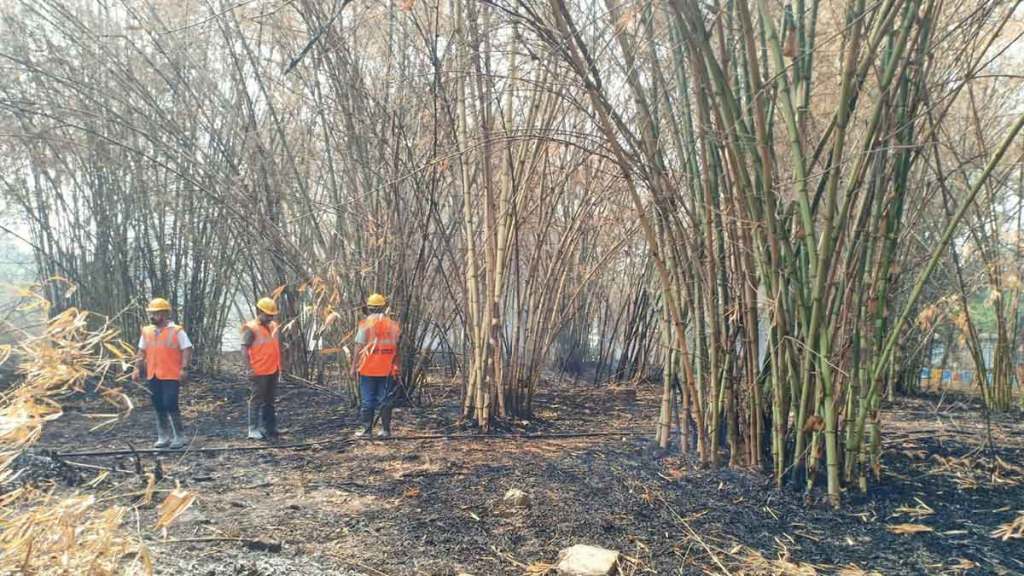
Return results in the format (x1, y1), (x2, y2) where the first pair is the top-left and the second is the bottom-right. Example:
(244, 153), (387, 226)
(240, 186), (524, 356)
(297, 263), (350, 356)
(146, 298), (172, 312)
(366, 293), (387, 307)
(256, 297), (279, 316)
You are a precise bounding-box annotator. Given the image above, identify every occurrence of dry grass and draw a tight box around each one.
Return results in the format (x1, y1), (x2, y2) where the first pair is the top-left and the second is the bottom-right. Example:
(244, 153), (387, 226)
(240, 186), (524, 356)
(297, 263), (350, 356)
(0, 290), (192, 574)
(990, 511), (1024, 541)
(0, 490), (152, 574)
(928, 450), (1024, 490)
(736, 546), (822, 575)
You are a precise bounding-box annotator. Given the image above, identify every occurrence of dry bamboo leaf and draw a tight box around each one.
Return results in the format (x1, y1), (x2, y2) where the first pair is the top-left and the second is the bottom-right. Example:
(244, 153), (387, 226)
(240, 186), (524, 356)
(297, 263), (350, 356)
(398, 0), (416, 11)
(155, 487), (197, 529)
(990, 512), (1024, 541)
(281, 318), (300, 333)
(85, 470), (110, 488)
(135, 545), (155, 574)
(740, 548), (818, 575)
(783, 27), (798, 58)
(321, 311), (341, 332)
(802, 415), (824, 432)
(141, 473), (157, 505)
(403, 486), (422, 498)
(916, 305), (938, 329)
(894, 498), (934, 518)
(84, 412), (121, 419)
(949, 558), (978, 570)
(613, 6), (640, 33)
(887, 523), (934, 535)
(525, 561), (555, 575)
(0, 288), (152, 573)
(1003, 272), (1021, 290)
(119, 340), (137, 357)
(837, 564), (883, 576)
(88, 416), (123, 432)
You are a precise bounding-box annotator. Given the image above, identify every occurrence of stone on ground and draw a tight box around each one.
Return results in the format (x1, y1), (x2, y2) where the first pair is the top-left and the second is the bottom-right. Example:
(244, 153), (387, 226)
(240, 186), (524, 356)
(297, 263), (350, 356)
(503, 488), (530, 508)
(556, 544), (620, 576)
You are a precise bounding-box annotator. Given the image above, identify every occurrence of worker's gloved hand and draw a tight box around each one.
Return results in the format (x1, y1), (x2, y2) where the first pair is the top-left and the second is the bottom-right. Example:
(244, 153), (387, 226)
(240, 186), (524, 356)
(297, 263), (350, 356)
(180, 368), (190, 385)
(131, 369), (141, 383)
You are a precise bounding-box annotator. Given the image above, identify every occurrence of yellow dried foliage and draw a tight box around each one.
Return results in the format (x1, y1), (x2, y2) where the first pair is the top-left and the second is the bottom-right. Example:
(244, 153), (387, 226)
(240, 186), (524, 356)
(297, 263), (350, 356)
(525, 561), (555, 575)
(990, 511), (1024, 541)
(837, 565), (883, 576)
(894, 498), (935, 519)
(141, 473), (158, 505)
(155, 486), (196, 530)
(887, 523), (934, 535)
(270, 284), (288, 300)
(0, 493), (150, 574)
(84, 470), (110, 488)
(1003, 272), (1022, 291)
(739, 548), (819, 575)
(929, 453), (1024, 490)
(0, 288), (158, 574)
(916, 305), (939, 330)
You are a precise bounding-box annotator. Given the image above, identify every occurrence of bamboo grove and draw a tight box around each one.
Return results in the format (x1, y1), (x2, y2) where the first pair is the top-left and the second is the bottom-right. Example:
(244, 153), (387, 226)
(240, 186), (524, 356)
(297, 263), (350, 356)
(1, 0), (1022, 505)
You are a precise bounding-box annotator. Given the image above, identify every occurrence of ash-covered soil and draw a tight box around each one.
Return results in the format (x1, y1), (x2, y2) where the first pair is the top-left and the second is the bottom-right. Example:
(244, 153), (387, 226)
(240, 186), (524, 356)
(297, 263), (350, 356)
(20, 372), (1024, 575)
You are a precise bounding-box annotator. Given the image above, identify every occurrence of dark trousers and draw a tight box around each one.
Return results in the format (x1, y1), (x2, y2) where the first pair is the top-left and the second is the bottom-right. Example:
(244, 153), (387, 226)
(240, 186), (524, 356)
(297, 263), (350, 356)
(250, 372), (279, 435)
(148, 379), (180, 416)
(358, 375), (392, 422)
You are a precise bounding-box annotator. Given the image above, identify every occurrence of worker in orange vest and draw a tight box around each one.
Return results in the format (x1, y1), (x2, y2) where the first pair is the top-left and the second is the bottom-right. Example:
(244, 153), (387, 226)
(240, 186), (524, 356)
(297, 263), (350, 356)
(241, 298), (282, 440)
(132, 298), (193, 449)
(350, 293), (400, 438)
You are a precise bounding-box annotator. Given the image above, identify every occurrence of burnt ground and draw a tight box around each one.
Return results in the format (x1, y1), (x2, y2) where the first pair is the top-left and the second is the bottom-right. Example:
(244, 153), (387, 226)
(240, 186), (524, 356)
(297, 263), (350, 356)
(21, 368), (1024, 576)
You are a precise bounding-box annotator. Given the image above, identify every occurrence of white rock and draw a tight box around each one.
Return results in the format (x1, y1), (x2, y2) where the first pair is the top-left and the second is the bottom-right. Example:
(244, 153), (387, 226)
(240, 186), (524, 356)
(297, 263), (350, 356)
(556, 544), (620, 576)
(503, 488), (530, 508)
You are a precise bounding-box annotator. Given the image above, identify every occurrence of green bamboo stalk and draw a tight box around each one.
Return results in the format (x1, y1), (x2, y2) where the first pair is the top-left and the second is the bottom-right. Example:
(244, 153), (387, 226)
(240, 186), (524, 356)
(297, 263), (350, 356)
(864, 111), (1024, 428)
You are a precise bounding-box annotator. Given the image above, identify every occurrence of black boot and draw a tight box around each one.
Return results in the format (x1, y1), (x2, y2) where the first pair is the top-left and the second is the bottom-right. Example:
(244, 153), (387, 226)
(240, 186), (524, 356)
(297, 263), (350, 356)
(262, 403), (277, 439)
(354, 410), (373, 438)
(377, 407), (392, 438)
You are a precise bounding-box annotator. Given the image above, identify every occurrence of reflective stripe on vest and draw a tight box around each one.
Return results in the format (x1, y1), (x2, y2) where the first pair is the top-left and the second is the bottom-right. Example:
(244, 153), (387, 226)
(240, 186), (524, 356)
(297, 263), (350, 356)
(357, 316), (400, 377)
(246, 320), (281, 376)
(143, 325), (183, 381)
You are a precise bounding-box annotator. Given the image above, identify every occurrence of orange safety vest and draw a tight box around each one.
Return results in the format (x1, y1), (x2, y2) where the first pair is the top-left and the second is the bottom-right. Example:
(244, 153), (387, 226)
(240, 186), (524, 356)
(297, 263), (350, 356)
(357, 315), (400, 377)
(142, 325), (184, 381)
(245, 320), (281, 376)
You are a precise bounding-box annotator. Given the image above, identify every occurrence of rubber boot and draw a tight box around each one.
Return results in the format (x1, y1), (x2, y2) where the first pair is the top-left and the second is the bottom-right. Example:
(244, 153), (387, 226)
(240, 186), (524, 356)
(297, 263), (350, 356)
(262, 403), (277, 439)
(153, 412), (170, 448)
(353, 410), (373, 438)
(247, 401), (264, 440)
(168, 411), (187, 449)
(376, 407), (392, 438)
